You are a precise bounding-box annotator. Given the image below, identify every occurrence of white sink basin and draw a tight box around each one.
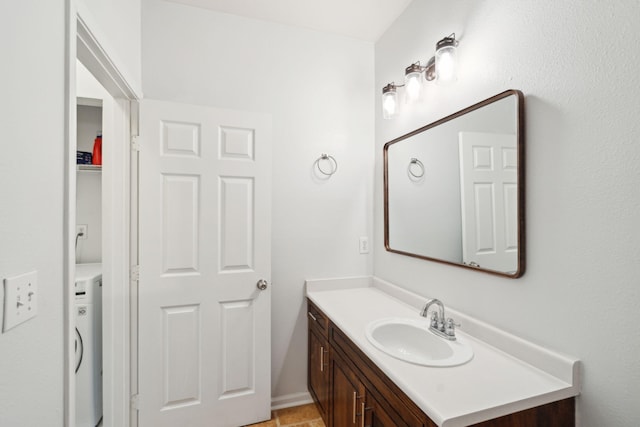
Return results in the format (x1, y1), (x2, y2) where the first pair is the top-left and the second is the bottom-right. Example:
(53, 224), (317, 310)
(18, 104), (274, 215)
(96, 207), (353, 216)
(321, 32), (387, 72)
(365, 318), (474, 367)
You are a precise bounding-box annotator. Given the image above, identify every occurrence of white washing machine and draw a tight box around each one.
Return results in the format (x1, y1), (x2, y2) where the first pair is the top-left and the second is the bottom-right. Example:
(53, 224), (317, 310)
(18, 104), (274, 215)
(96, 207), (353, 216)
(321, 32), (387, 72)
(75, 263), (103, 427)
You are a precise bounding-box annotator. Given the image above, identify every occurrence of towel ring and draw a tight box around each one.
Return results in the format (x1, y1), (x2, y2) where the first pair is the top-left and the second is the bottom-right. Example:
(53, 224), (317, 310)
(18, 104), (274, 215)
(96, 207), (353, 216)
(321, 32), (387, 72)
(408, 158), (425, 178)
(315, 153), (338, 176)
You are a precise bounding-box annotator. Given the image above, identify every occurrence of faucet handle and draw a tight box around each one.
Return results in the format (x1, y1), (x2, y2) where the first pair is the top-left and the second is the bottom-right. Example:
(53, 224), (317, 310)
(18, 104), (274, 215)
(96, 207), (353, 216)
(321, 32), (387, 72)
(429, 311), (439, 328)
(445, 318), (460, 337)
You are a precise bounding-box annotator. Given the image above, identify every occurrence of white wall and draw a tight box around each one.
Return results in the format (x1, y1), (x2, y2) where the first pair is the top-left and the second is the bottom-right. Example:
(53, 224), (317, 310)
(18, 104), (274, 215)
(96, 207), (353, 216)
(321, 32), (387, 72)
(76, 104), (103, 264)
(0, 1), (66, 425)
(0, 1), (140, 425)
(77, 0), (143, 95)
(77, 105), (102, 155)
(76, 62), (109, 265)
(142, 0), (374, 401)
(374, 1), (640, 426)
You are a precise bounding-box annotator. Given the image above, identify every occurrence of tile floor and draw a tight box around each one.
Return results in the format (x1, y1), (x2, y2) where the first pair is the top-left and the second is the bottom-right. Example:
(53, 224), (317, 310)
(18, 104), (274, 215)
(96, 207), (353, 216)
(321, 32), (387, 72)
(244, 403), (325, 427)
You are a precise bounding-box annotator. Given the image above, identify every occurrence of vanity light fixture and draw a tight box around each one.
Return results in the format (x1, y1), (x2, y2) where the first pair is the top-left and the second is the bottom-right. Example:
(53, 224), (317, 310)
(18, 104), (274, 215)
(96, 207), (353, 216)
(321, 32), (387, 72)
(382, 83), (402, 119)
(382, 33), (459, 118)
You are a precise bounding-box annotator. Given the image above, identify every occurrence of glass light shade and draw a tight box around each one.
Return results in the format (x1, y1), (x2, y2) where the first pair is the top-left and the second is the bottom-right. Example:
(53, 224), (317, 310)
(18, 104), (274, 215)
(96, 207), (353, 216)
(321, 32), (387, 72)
(404, 71), (422, 102)
(435, 44), (457, 84)
(382, 89), (398, 119)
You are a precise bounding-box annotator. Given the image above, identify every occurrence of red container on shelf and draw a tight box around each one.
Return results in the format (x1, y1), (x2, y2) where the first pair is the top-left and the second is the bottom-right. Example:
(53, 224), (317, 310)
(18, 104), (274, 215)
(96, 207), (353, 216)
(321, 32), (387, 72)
(92, 132), (102, 165)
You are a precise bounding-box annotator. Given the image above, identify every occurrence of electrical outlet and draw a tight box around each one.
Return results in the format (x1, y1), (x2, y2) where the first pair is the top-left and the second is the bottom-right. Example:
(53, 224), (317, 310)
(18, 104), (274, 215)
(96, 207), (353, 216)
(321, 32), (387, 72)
(3, 271), (38, 332)
(359, 236), (370, 254)
(76, 224), (88, 240)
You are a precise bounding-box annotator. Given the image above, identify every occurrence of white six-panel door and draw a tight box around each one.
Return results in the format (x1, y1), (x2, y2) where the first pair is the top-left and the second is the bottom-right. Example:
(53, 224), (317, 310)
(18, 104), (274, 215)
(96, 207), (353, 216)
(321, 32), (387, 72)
(459, 132), (518, 273)
(138, 100), (272, 427)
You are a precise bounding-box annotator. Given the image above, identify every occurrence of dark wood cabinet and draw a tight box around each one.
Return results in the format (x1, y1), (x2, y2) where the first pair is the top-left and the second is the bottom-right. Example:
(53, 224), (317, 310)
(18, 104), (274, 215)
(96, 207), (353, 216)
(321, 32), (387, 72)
(309, 328), (330, 419)
(365, 391), (402, 427)
(331, 349), (405, 427)
(308, 300), (330, 425)
(307, 298), (575, 427)
(331, 353), (364, 427)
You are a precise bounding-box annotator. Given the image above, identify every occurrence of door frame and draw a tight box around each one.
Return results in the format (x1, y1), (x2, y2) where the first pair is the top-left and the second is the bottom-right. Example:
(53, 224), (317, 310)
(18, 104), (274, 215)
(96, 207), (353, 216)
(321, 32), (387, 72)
(64, 2), (141, 426)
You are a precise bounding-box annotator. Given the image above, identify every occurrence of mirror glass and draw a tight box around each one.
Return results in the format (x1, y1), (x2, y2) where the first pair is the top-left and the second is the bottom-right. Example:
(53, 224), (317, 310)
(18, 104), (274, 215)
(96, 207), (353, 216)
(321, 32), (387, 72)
(384, 90), (525, 277)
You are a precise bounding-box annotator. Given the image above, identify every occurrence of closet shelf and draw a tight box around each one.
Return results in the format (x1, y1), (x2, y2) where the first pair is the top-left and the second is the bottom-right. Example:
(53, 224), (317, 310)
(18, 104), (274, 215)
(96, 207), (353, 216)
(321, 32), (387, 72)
(76, 164), (102, 172)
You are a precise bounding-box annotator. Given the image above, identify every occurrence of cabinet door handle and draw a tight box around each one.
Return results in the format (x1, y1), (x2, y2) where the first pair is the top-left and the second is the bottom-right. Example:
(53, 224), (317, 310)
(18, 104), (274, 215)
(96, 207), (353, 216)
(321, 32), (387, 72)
(352, 392), (358, 424)
(320, 346), (325, 372)
(307, 311), (317, 322)
(358, 402), (372, 427)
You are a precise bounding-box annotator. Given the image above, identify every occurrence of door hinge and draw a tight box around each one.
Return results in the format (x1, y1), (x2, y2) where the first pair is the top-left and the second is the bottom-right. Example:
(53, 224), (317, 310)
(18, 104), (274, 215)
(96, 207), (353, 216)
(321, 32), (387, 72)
(130, 265), (140, 281)
(131, 135), (141, 152)
(131, 394), (139, 411)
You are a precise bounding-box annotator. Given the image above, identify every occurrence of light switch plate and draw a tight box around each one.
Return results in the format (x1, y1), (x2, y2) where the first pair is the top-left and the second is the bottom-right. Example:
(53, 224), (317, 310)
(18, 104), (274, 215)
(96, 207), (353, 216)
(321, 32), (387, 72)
(359, 236), (370, 254)
(3, 271), (38, 333)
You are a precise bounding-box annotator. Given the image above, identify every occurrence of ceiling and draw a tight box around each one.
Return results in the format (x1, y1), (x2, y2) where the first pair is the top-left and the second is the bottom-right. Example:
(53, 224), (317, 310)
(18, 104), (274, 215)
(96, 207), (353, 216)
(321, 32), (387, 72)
(164, 0), (413, 41)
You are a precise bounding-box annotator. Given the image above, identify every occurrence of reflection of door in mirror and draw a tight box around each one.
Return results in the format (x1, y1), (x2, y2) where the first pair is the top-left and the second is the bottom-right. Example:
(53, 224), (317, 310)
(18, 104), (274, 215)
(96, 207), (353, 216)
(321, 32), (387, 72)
(459, 132), (517, 273)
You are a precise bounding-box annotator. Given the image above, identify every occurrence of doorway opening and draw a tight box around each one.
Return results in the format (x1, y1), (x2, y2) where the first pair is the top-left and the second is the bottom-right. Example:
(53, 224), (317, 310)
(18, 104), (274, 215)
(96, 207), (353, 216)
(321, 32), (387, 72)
(66, 11), (140, 427)
(75, 59), (105, 427)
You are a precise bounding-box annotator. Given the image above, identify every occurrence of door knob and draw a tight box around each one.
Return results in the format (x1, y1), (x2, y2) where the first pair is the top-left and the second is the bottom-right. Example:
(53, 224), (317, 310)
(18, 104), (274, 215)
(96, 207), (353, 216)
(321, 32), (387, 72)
(256, 279), (268, 290)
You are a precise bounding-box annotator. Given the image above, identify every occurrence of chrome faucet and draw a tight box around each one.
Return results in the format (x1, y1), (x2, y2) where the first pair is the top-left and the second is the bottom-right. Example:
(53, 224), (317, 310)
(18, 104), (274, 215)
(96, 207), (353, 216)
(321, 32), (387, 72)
(421, 298), (444, 324)
(420, 298), (459, 341)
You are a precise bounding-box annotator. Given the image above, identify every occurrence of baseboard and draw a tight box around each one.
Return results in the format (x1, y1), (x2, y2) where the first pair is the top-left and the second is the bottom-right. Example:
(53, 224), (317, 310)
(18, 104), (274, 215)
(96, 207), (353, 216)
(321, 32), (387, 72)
(271, 391), (314, 411)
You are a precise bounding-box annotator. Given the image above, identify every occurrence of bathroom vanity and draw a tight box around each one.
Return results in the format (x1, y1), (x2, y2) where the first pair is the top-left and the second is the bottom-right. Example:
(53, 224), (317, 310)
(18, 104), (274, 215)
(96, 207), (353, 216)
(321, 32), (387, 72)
(306, 277), (579, 427)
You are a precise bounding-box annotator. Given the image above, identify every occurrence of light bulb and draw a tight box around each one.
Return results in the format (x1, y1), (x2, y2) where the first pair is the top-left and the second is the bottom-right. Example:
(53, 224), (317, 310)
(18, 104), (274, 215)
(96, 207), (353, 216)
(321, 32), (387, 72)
(435, 34), (458, 84)
(404, 63), (423, 103)
(382, 84), (398, 119)
(382, 92), (398, 119)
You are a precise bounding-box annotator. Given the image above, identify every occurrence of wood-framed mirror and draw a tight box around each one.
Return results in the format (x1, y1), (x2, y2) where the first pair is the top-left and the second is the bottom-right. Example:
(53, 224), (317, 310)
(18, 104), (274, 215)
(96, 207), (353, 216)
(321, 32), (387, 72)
(383, 89), (525, 278)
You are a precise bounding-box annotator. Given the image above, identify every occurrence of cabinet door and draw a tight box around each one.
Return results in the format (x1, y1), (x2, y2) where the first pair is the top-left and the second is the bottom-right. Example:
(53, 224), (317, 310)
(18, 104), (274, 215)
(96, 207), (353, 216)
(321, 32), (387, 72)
(309, 329), (329, 419)
(332, 355), (365, 427)
(365, 393), (404, 427)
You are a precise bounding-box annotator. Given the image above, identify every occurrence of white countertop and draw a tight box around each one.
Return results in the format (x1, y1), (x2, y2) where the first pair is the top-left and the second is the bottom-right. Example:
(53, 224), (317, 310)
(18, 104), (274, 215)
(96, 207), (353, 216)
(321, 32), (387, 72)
(306, 276), (580, 427)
